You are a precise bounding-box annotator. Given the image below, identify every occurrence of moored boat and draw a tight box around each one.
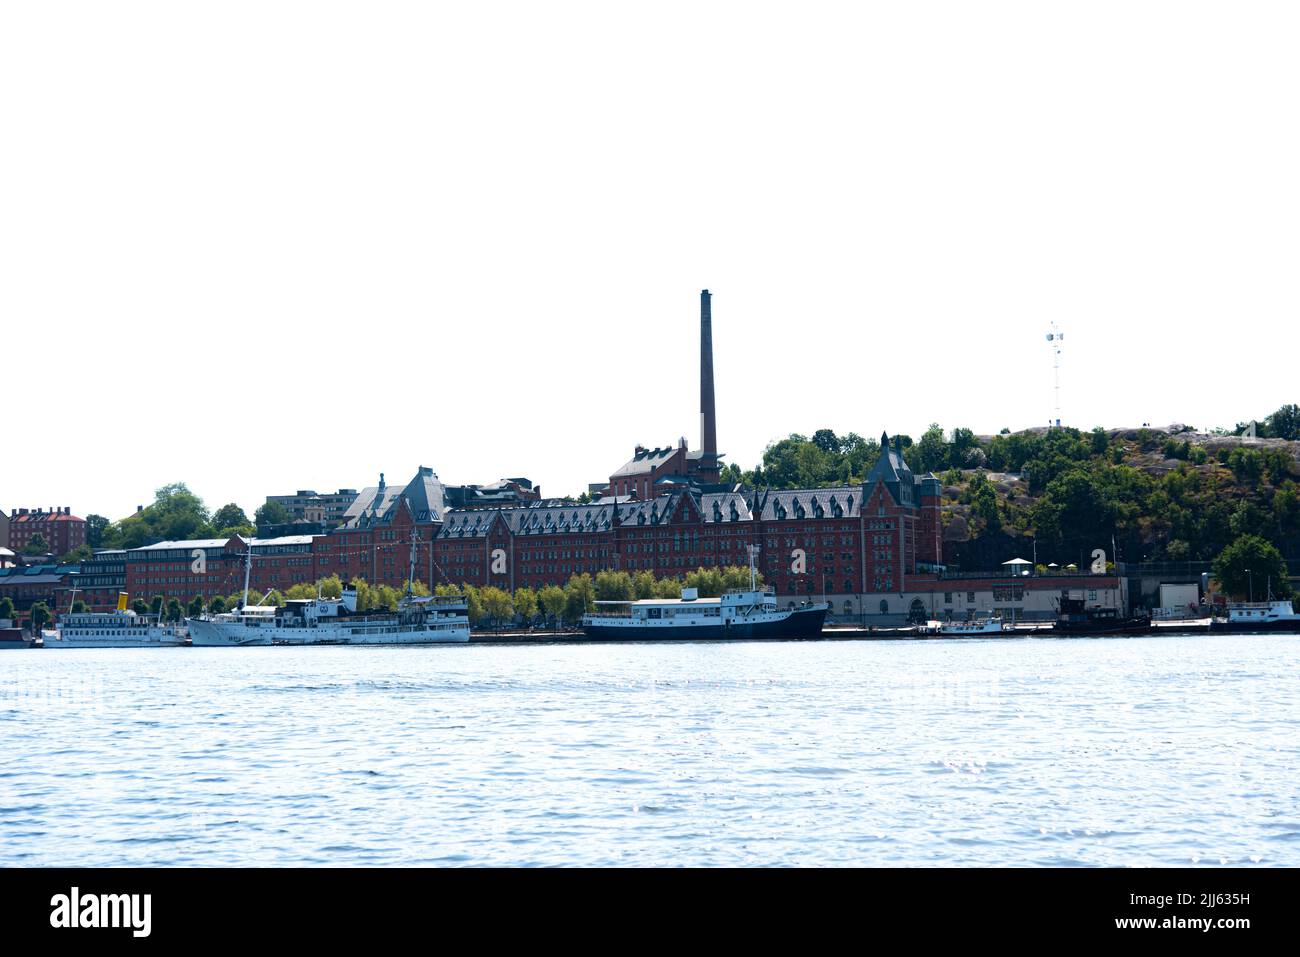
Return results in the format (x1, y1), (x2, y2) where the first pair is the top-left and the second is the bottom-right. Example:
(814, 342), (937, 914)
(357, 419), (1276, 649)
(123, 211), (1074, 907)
(1052, 591), (1152, 635)
(938, 616), (1012, 637)
(186, 537), (470, 646)
(1209, 598), (1300, 633)
(43, 609), (186, 648)
(583, 587), (827, 641)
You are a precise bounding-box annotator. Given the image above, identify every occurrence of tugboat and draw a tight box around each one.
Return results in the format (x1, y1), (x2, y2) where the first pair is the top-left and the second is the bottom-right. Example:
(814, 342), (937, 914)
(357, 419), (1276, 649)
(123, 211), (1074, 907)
(1052, 590), (1152, 635)
(582, 548), (827, 641)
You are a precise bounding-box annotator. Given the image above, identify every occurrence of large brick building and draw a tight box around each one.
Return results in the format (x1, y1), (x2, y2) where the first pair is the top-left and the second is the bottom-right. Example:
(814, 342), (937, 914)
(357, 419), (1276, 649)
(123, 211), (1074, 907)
(92, 289), (1121, 622)
(101, 451), (1120, 623)
(7, 508), (86, 556)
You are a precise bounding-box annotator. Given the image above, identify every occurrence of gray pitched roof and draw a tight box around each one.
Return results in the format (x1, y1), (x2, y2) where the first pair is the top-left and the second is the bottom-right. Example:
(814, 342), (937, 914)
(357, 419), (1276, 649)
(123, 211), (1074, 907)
(865, 432), (916, 507)
(610, 446), (683, 478)
(700, 491), (753, 523)
(758, 487), (860, 521)
(344, 467), (448, 527)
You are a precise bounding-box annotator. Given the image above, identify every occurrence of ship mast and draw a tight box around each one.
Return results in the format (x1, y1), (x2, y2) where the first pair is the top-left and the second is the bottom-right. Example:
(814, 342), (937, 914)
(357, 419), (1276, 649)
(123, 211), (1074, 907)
(241, 537), (253, 608)
(407, 531), (418, 597)
(748, 544), (758, 592)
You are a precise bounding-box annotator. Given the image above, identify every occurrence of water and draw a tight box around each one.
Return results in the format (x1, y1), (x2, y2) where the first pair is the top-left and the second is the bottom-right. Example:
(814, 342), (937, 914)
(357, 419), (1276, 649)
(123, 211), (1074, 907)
(2, 634), (1297, 866)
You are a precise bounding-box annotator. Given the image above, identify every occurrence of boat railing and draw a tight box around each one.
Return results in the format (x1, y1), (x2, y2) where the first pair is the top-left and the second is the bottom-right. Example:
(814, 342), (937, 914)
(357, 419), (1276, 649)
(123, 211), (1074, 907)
(722, 585), (776, 598)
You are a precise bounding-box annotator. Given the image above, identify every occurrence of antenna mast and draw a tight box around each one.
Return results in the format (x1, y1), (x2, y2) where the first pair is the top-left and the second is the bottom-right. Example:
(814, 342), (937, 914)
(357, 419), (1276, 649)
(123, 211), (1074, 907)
(1046, 322), (1064, 427)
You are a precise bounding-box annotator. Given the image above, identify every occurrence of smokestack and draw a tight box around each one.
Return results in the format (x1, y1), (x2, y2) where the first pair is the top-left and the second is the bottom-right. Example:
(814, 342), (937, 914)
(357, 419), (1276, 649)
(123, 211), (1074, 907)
(700, 289), (716, 460)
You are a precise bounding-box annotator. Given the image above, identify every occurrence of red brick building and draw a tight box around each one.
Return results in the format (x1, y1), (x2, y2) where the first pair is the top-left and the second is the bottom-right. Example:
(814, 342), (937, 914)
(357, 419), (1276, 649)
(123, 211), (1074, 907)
(124, 534), (317, 604)
(7, 508), (86, 556)
(104, 285), (1124, 622)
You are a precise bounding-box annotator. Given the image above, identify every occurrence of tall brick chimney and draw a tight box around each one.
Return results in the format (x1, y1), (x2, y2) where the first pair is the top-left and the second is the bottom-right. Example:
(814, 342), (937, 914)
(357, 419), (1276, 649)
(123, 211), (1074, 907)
(700, 289), (717, 462)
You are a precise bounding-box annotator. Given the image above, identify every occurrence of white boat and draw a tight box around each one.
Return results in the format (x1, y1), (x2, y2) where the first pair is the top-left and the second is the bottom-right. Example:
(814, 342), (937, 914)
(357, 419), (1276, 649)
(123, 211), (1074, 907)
(1210, 598), (1300, 633)
(188, 591), (470, 646)
(42, 609), (186, 648)
(186, 537), (470, 646)
(582, 548), (827, 641)
(187, 605), (279, 646)
(938, 616), (1012, 637)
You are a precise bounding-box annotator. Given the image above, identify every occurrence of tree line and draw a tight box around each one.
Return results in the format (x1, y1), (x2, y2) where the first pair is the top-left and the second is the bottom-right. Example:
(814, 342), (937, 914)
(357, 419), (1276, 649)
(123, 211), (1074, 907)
(160, 565), (763, 629)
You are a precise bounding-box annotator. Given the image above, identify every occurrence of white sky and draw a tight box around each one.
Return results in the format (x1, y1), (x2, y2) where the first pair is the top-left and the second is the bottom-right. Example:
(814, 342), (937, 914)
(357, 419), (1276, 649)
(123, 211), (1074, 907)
(3, 2), (1298, 522)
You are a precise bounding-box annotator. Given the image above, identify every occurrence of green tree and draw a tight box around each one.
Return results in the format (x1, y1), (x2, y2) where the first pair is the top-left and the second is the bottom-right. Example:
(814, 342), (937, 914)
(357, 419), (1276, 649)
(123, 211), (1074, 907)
(913, 423), (948, 473)
(564, 573), (596, 622)
(106, 482), (214, 548)
(23, 533), (50, 555)
(150, 595), (165, 617)
(513, 586), (538, 624)
(208, 595), (227, 614)
(718, 462), (744, 486)
(0, 597), (15, 621)
(968, 473), (1000, 533)
(480, 586), (514, 627)
(461, 585), (484, 624)
(255, 501), (292, 527)
(30, 601), (51, 633)
(212, 503), (251, 532)
(949, 427), (978, 469)
(633, 571), (658, 599)
(85, 514), (110, 549)
(1227, 448), (1263, 481)
(71, 599), (87, 613)
(684, 567), (725, 597)
(58, 545), (94, 564)
(1212, 535), (1292, 600)
(594, 570), (635, 601)
(811, 429), (841, 454)
(1266, 403), (1300, 441)
(187, 595), (205, 618)
(132, 598), (149, 616)
(165, 598), (183, 622)
(720, 565), (763, 591)
(654, 576), (683, 598)
(317, 575), (344, 599)
(539, 585), (567, 629)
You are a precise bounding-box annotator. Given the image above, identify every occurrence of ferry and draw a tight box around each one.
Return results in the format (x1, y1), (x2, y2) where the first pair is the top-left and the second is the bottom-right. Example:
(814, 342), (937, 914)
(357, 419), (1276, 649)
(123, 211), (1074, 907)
(43, 600), (187, 649)
(582, 550), (826, 641)
(938, 616), (1013, 637)
(186, 539), (470, 646)
(583, 587), (827, 641)
(1209, 598), (1300, 633)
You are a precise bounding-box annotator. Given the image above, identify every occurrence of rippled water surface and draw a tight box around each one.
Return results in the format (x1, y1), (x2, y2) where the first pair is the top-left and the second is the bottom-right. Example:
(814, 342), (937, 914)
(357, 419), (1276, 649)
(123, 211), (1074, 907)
(2, 634), (1298, 866)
